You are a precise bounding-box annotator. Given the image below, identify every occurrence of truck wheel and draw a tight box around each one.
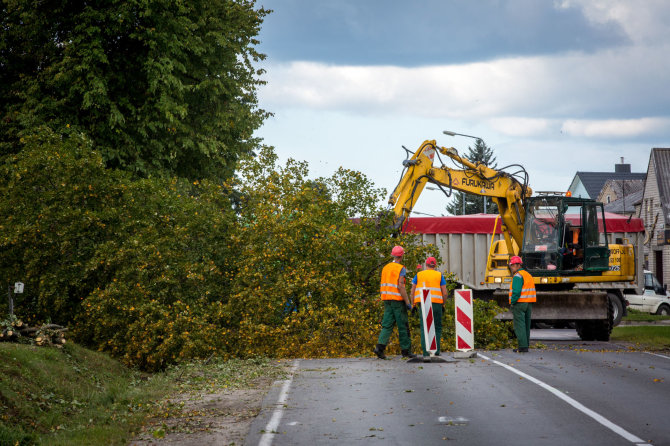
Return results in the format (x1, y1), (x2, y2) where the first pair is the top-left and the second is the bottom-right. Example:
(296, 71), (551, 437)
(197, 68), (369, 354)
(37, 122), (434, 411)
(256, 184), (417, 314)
(656, 304), (670, 316)
(608, 293), (624, 327)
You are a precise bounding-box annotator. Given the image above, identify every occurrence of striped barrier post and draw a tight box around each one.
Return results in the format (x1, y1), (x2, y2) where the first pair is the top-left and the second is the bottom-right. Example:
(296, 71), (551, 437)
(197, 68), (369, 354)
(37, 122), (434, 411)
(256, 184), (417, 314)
(419, 283), (437, 356)
(455, 289), (474, 352)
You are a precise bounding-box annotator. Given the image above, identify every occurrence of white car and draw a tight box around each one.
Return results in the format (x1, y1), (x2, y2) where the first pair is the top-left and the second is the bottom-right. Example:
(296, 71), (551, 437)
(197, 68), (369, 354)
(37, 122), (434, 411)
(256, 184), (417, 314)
(626, 270), (670, 315)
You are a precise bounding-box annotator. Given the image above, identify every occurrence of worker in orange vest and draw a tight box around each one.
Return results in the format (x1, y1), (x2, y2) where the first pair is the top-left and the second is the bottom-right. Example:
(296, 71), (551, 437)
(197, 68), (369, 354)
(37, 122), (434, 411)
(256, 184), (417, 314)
(410, 256), (448, 357)
(374, 245), (415, 359)
(508, 255), (536, 353)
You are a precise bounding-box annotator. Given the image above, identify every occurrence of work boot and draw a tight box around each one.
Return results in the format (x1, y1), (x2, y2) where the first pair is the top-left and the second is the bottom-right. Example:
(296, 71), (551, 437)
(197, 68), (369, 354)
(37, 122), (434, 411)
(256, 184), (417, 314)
(401, 349), (416, 359)
(373, 344), (386, 359)
(513, 347), (529, 353)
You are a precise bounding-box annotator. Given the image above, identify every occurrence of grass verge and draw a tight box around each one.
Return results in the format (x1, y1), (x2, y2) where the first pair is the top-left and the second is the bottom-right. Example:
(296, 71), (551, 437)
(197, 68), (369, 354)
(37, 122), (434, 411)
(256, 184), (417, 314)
(0, 342), (286, 446)
(611, 326), (670, 351)
(622, 309), (670, 323)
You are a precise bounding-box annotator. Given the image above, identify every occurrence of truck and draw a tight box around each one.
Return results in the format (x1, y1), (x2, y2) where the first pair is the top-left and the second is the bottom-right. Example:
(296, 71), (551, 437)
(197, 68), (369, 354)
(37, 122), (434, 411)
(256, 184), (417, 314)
(626, 270), (670, 315)
(388, 138), (647, 341)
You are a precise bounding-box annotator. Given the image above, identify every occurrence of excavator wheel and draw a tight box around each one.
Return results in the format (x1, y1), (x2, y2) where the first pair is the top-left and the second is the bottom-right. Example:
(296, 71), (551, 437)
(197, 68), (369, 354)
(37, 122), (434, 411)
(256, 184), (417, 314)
(575, 322), (595, 341)
(575, 298), (613, 342)
(608, 292), (624, 327)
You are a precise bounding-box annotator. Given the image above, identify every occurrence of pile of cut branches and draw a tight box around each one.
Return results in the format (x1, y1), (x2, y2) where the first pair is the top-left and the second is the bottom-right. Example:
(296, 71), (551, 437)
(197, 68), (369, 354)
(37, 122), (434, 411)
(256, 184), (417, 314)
(1, 316), (67, 347)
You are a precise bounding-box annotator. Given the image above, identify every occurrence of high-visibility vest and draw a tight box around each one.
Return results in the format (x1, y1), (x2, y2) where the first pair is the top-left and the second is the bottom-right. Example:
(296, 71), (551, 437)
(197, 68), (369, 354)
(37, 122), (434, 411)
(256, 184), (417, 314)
(380, 262), (405, 301)
(508, 269), (537, 303)
(413, 269), (444, 304)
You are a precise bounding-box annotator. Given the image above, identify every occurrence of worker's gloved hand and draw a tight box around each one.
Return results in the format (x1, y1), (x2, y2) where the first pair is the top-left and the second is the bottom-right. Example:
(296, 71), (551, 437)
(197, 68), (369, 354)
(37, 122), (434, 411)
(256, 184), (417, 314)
(406, 304), (412, 310)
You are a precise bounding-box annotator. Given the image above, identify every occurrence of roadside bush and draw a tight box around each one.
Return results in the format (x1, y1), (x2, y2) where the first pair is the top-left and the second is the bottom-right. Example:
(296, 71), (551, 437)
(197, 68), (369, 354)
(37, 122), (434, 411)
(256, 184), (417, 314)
(74, 172), (237, 371)
(0, 128), (238, 370)
(0, 127), (129, 324)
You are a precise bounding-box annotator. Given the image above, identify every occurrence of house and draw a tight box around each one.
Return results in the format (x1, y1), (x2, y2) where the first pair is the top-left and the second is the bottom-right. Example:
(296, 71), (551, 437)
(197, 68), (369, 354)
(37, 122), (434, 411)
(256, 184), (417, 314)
(568, 159), (646, 199)
(602, 190), (643, 216)
(597, 179), (644, 216)
(640, 148), (670, 285)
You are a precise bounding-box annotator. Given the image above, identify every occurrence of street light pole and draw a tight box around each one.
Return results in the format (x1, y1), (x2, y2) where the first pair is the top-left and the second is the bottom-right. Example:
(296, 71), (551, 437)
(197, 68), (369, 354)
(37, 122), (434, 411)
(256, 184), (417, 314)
(443, 130), (480, 140)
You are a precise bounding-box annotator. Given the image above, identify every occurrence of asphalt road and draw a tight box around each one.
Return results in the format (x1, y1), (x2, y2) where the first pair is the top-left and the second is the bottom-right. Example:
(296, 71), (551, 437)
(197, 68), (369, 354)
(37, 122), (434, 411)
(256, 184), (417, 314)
(247, 333), (670, 446)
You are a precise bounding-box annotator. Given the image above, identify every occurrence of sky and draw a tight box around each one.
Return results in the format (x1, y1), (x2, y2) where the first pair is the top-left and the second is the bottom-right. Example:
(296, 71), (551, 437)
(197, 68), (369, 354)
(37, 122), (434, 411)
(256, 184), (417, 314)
(253, 0), (670, 217)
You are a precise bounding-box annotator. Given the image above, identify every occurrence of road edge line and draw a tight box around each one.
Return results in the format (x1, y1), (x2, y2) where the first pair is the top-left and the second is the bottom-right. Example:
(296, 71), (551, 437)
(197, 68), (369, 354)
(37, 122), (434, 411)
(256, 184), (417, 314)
(258, 359), (299, 446)
(477, 353), (648, 445)
(645, 351), (670, 360)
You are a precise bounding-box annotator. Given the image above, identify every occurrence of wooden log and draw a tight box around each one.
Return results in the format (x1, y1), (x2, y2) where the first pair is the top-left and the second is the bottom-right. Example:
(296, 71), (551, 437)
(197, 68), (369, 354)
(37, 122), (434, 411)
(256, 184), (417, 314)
(41, 324), (65, 330)
(19, 327), (39, 336)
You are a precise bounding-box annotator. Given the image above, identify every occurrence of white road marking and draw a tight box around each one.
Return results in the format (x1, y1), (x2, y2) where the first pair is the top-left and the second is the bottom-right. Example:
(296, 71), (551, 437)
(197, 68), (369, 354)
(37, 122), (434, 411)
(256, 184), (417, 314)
(645, 351), (670, 360)
(438, 416), (469, 424)
(478, 353), (649, 445)
(258, 360), (299, 446)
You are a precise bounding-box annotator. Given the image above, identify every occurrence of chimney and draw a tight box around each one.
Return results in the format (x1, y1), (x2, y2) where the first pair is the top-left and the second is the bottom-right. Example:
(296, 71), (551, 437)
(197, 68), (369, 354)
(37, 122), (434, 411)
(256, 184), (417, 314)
(615, 157), (631, 173)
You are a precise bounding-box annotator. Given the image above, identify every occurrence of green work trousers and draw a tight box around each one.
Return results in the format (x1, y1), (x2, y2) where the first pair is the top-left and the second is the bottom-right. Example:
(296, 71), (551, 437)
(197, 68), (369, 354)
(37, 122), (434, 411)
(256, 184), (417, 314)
(377, 300), (411, 351)
(511, 302), (532, 349)
(419, 302), (443, 356)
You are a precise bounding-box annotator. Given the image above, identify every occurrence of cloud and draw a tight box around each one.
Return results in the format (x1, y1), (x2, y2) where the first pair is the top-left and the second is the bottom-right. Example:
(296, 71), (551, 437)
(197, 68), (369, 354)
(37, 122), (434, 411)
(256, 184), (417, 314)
(561, 117), (670, 138)
(259, 42), (670, 125)
(559, 0), (670, 45)
(258, 0), (629, 65)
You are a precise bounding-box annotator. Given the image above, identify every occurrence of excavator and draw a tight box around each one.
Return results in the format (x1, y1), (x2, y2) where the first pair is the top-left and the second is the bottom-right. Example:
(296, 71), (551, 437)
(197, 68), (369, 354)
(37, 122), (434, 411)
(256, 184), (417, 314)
(388, 137), (641, 341)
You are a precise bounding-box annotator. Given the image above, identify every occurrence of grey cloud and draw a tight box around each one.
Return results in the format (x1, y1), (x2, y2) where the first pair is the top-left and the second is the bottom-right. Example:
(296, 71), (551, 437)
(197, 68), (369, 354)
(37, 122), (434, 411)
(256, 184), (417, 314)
(257, 0), (630, 66)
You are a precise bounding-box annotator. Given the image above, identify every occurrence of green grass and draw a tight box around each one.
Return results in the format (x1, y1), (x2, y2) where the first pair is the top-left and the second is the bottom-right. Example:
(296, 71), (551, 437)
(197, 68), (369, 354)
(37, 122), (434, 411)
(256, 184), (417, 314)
(611, 325), (670, 351)
(622, 308), (670, 322)
(0, 343), (286, 446)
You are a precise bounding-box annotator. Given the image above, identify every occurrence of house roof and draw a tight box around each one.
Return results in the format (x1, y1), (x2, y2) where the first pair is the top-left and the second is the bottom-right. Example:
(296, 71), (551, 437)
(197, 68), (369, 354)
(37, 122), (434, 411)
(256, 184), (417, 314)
(574, 171), (646, 198)
(599, 178), (644, 198)
(651, 148), (670, 224)
(604, 189), (643, 214)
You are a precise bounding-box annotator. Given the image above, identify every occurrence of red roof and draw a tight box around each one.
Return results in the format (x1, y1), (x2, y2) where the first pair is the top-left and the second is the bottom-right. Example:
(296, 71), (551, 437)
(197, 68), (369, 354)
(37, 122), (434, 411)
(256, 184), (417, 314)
(402, 213), (644, 234)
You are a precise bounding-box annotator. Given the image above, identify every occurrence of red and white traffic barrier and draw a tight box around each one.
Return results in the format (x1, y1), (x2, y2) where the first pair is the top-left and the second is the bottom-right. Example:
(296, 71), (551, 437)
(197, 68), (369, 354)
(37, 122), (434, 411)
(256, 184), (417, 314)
(419, 284), (437, 356)
(455, 289), (474, 351)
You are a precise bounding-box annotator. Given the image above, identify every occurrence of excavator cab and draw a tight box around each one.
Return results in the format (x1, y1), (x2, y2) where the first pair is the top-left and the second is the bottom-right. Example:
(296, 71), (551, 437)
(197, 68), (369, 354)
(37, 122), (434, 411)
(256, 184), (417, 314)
(521, 196), (610, 275)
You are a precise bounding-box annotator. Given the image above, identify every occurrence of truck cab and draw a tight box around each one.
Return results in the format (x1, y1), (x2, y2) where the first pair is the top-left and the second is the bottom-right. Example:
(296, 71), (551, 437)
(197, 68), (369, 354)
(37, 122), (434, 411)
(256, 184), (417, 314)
(626, 270), (670, 315)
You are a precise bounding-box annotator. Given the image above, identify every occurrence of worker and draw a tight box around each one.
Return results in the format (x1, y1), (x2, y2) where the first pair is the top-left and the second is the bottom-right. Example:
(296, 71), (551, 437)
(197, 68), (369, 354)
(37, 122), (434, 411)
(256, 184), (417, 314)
(508, 255), (536, 353)
(374, 245), (415, 359)
(410, 256), (448, 358)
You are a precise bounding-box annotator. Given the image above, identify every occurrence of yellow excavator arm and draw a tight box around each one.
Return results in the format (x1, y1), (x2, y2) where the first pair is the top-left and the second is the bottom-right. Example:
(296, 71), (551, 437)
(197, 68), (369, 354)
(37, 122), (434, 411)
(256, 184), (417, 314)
(388, 139), (532, 255)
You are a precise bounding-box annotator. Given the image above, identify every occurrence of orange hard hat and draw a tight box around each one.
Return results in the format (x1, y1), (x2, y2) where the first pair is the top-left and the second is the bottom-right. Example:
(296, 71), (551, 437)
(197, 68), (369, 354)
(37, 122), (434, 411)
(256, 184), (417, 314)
(391, 245), (405, 257)
(509, 255), (523, 265)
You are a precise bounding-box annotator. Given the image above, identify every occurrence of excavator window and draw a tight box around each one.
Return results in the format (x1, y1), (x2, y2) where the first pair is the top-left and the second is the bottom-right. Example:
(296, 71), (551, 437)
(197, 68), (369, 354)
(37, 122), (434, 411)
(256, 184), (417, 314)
(558, 201), (609, 272)
(582, 203), (609, 271)
(522, 202), (560, 271)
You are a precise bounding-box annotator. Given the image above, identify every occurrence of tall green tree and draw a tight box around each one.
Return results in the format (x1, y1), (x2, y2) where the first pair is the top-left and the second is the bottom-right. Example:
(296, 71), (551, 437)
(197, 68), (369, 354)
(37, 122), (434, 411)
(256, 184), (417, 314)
(0, 0), (269, 181)
(446, 138), (499, 215)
